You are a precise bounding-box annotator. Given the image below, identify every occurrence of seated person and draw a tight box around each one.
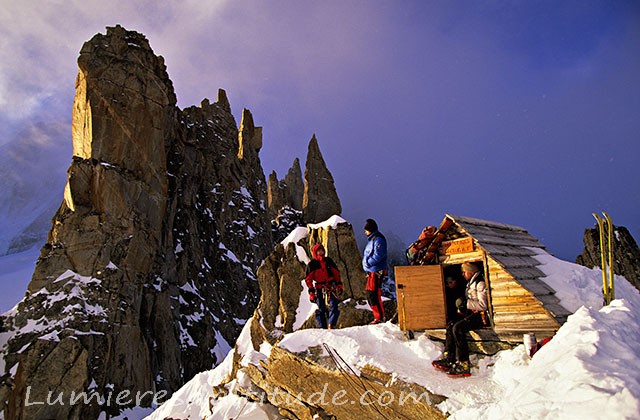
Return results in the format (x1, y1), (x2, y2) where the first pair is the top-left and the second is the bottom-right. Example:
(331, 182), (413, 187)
(432, 262), (488, 377)
(444, 276), (465, 323)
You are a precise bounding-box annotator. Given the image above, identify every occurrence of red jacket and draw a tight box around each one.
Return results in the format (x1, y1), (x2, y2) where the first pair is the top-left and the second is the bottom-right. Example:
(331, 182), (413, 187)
(305, 244), (342, 290)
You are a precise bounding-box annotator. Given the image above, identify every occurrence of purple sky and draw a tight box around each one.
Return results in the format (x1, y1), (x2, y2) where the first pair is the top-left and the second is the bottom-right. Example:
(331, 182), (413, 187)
(1, 1), (639, 261)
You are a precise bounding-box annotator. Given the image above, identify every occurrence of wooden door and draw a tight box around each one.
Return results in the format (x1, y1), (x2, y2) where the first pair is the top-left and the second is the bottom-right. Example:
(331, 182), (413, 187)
(395, 265), (446, 330)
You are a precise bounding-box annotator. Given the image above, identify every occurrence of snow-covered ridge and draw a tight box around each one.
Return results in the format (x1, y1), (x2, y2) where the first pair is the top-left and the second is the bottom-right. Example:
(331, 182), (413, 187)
(149, 252), (640, 419)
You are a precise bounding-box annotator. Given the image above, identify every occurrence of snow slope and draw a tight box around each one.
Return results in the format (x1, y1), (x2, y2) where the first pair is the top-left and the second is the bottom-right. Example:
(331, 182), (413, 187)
(147, 242), (640, 419)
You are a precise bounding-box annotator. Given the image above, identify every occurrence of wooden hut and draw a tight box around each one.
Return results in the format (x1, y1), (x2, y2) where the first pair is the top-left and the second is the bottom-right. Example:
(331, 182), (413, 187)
(395, 214), (572, 348)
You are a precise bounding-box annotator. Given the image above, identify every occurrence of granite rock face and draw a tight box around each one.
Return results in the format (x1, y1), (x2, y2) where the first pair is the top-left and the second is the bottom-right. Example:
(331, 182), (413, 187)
(0, 26), (272, 418)
(268, 136), (342, 243)
(302, 135), (342, 224)
(241, 346), (446, 420)
(268, 158), (304, 220)
(268, 134), (342, 226)
(253, 218), (368, 346)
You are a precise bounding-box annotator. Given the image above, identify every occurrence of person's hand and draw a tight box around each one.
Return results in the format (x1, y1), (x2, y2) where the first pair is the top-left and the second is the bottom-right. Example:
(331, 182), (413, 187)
(455, 298), (466, 309)
(336, 284), (344, 295)
(309, 288), (316, 303)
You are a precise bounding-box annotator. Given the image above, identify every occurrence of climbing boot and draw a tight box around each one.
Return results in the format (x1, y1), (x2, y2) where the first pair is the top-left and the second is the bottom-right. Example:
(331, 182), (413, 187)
(432, 357), (454, 372)
(446, 361), (471, 377)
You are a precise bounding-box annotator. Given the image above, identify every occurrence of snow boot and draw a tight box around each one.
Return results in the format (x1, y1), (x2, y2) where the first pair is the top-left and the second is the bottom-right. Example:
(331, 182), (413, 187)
(446, 361), (471, 377)
(432, 357), (454, 372)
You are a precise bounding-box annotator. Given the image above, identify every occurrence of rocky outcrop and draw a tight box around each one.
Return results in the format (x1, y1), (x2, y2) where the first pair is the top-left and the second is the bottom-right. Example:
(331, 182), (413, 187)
(302, 135), (342, 224)
(205, 219), (443, 420)
(271, 206), (305, 244)
(241, 346), (446, 420)
(253, 218), (368, 346)
(268, 137), (341, 243)
(284, 159), (304, 211)
(268, 159), (305, 243)
(268, 171), (286, 218)
(0, 25), (273, 419)
(576, 224), (640, 292)
(268, 158), (304, 220)
(306, 220), (367, 301)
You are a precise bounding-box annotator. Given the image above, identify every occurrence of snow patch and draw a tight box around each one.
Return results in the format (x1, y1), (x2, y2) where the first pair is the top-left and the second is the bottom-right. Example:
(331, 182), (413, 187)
(307, 214), (348, 230)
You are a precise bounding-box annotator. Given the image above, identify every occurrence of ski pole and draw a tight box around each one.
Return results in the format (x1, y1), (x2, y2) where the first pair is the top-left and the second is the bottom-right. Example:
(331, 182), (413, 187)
(397, 283), (413, 339)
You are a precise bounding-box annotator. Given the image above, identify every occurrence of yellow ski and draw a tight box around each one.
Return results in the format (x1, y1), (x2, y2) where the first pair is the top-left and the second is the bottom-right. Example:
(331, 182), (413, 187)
(593, 213), (608, 304)
(603, 212), (615, 302)
(593, 212), (615, 305)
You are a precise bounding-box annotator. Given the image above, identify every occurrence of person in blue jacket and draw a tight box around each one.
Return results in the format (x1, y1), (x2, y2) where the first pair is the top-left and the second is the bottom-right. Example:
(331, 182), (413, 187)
(362, 218), (387, 324)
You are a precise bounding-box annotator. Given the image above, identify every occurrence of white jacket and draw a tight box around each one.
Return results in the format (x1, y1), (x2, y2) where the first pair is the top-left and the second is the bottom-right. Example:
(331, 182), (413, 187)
(466, 272), (488, 312)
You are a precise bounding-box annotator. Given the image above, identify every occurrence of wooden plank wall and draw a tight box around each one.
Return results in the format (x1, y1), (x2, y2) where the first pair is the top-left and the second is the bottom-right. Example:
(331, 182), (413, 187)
(487, 257), (560, 332)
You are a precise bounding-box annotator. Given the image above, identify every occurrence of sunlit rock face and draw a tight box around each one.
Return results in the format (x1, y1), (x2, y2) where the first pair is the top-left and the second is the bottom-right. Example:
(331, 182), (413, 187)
(0, 25), (273, 418)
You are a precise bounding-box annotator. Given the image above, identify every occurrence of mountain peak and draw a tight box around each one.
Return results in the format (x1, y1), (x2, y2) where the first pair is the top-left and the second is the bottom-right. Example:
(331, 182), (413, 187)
(303, 134), (342, 223)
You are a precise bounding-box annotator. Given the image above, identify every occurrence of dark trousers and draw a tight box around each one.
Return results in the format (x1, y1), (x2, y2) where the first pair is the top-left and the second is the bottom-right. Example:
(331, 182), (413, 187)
(445, 312), (484, 362)
(316, 289), (340, 328)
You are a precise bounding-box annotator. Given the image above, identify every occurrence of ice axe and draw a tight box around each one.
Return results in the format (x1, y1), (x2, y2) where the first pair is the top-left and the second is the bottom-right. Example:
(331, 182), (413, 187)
(397, 283), (414, 340)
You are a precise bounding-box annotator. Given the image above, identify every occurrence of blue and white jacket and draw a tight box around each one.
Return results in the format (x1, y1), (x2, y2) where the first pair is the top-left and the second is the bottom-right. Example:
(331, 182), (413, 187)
(362, 231), (387, 273)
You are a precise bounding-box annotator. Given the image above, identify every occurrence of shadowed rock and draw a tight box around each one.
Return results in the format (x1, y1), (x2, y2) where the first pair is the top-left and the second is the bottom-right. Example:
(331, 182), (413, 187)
(302, 135), (342, 224)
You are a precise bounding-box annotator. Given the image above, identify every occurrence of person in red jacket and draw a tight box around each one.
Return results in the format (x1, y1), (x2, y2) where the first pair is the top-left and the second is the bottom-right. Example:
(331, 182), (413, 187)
(305, 243), (343, 329)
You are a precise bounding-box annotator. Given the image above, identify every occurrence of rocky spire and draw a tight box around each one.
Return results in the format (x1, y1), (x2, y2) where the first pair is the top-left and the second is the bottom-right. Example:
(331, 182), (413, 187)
(302, 134), (342, 223)
(238, 108), (262, 160)
(267, 158), (304, 219)
(215, 88), (231, 113)
(0, 26), (349, 419)
(0, 26), (272, 418)
(284, 158), (304, 210)
(267, 170), (285, 217)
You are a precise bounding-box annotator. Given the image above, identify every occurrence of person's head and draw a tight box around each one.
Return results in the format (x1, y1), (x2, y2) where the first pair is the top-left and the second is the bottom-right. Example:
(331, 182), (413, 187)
(445, 276), (457, 289)
(364, 218), (378, 235)
(311, 243), (325, 260)
(461, 262), (480, 280)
